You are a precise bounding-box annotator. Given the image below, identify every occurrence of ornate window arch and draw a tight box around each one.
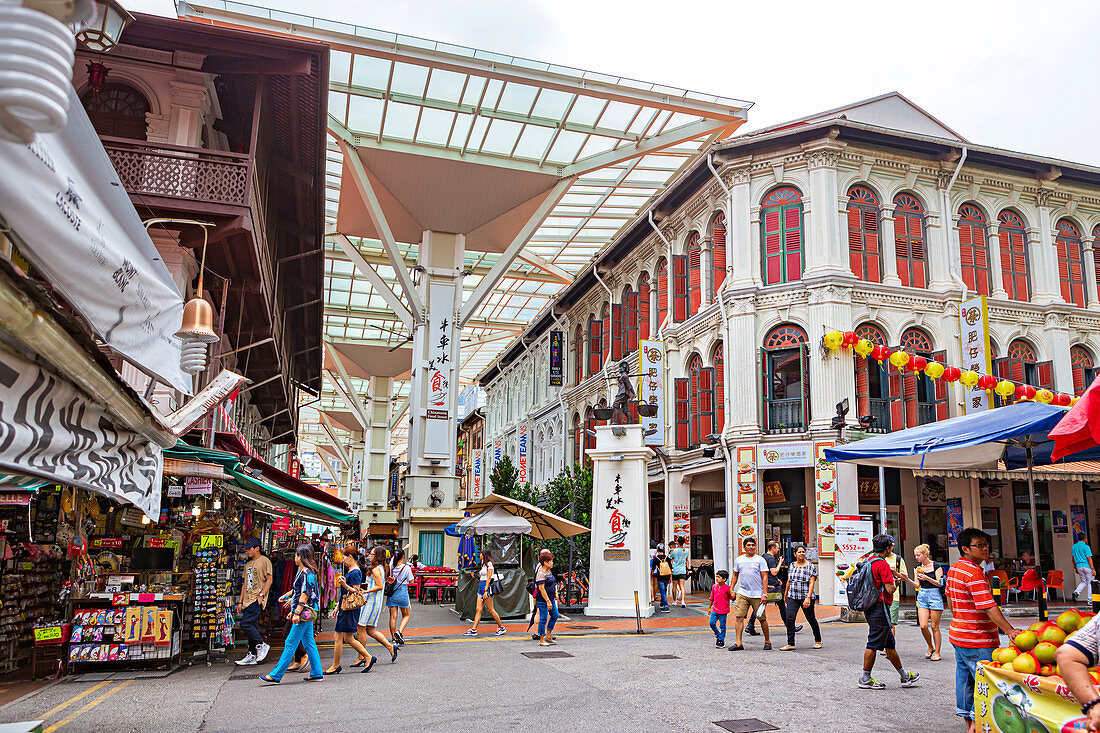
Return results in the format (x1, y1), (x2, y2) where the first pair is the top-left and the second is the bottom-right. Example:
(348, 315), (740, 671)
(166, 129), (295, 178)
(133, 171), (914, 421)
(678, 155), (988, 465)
(893, 193), (927, 288)
(761, 324), (808, 432)
(1071, 345), (1096, 395)
(847, 185), (881, 282)
(854, 323), (889, 431)
(764, 324), (807, 349)
(958, 204), (992, 296)
(686, 230), (702, 316)
(900, 327), (934, 355)
(761, 186), (804, 285)
(1056, 218), (1086, 308)
(81, 83), (150, 140)
(998, 210), (1031, 301)
(709, 211), (727, 298)
(996, 337), (1051, 391)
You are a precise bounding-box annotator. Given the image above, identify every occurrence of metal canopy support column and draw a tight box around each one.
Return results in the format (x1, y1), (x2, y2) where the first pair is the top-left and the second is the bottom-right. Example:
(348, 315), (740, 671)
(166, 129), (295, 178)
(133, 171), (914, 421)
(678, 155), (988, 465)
(325, 339), (372, 427)
(333, 234), (414, 330)
(318, 412), (351, 466)
(322, 369), (368, 430)
(366, 376), (393, 512)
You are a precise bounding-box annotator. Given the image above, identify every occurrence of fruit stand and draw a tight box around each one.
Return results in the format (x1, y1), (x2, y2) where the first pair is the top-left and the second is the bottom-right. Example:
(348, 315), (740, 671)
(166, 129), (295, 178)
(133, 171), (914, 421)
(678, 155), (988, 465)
(976, 609), (1099, 732)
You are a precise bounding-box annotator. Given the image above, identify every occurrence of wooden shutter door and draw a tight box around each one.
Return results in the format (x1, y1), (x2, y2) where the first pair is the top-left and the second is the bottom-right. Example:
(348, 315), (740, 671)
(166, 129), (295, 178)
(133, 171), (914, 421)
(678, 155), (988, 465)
(689, 364), (701, 447)
(714, 346), (725, 432)
(864, 208), (880, 282)
(589, 320), (601, 376)
(688, 239), (701, 315)
(759, 347), (769, 432)
(847, 207), (864, 278)
(713, 224), (727, 294)
(973, 224), (989, 295)
(799, 343), (811, 428)
(903, 366), (917, 428)
(1036, 361), (1054, 390)
(911, 231), (926, 288)
(673, 255), (688, 322)
(639, 280), (651, 340)
(611, 303), (623, 361)
(602, 308), (610, 359)
(895, 214), (911, 287)
(931, 350), (948, 421)
(785, 206), (802, 281)
(626, 292), (639, 354)
(674, 378), (690, 449)
(763, 209), (782, 284)
(699, 367), (715, 443)
(888, 361), (904, 431)
(855, 355), (870, 419)
(657, 262), (668, 327)
(1073, 363), (1085, 395)
(1057, 238), (1072, 304)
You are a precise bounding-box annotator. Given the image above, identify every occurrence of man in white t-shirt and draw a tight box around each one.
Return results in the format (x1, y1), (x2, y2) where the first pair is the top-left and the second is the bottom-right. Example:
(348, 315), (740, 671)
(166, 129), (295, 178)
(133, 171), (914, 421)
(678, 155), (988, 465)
(728, 538), (771, 651)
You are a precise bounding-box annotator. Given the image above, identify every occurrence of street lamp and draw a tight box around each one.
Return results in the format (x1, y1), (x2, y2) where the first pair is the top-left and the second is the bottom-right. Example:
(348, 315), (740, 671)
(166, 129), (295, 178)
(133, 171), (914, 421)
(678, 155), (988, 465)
(74, 0), (134, 53)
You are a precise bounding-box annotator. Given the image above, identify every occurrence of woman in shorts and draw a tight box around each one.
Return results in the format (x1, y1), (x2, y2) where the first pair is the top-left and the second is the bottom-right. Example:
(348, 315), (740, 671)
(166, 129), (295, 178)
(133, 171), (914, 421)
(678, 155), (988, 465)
(899, 543), (944, 661)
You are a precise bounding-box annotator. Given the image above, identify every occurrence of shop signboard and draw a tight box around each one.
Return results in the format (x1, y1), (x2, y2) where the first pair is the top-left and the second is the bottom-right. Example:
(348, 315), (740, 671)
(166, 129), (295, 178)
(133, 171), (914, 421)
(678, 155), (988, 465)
(1053, 509), (1068, 535)
(758, 441), (814, 469)
(471, 446), (482, 502)
(762, 481), (785, 504)
(0, 493), (31, 506)
(166, 485), (182, 498)
(814, 441), (838, 556)
(734, 446), (758, 552)
(164, 370), (248, 436)
(833, 514), (874, 605)
(91, 538), (124, 549)
(200, 534), (223, 549)
(493, 438), (502, 470)
(959, 295), (992, 414)
(638, 341), (665, 446)
(148, 538), (167, 548)
(423, 282), (456, 458)
(946, 497), (964, 546)
(548, 331), (563, 386)
(0, 343), (163, 521)
(184, 477), (213, 496)
(518, 422), (528, 485)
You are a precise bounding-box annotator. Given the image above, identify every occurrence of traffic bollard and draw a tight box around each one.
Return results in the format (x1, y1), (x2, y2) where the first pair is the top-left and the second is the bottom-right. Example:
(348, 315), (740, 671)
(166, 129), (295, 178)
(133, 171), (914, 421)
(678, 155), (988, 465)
(634, 591), (644, 634)
(1092, 579), (1100, 614)
(1038, 582), (1048, 622)
(991, 580), (1002, 607)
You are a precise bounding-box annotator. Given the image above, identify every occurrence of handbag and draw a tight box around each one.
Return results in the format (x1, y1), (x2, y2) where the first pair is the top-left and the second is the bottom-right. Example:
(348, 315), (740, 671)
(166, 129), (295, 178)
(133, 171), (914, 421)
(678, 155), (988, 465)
(340, 588), (366, 612)
(488, 576), (504, 596)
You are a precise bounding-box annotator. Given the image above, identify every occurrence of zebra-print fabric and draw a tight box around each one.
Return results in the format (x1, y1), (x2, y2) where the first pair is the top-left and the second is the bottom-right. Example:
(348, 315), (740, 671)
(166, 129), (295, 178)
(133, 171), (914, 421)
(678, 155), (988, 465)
(0, 344), (162, 519)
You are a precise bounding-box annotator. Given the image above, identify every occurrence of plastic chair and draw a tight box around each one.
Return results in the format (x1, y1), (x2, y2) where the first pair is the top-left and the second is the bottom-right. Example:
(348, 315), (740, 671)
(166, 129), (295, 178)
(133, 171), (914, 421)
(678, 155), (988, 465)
(1004, 575), (1021, 603)
(1045, 570), (1065, 601)
(987, 570), (1008, 588)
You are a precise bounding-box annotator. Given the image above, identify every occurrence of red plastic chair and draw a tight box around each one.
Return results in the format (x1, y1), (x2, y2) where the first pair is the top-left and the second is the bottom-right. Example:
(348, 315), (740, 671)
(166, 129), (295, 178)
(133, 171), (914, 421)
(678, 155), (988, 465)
(1045, 570), (1065, 601)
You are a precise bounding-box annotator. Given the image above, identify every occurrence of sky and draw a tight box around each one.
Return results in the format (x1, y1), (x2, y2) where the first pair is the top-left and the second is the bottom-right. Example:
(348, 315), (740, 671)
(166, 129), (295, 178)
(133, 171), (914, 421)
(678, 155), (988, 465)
(153, 0), (1100, 166)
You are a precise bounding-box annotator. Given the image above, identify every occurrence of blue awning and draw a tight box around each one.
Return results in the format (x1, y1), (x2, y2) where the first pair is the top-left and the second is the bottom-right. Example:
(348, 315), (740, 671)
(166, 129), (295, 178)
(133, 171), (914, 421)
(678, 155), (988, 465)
(824, 402), (1067, 470)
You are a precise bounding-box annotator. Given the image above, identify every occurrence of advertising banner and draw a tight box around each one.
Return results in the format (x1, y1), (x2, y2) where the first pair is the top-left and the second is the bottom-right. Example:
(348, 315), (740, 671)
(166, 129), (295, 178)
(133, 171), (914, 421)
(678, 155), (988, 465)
(734, 446), (758, 552)
(672, 504), (689, 545)
(471, 447), (483, 502)
(813, 441), (838, 557)
(947, 497), (964, 546)
(1071, 504), (1088, 541)
(517, 423), (528, 485)
(833, 514), (874, 606)
(960, 295), (992, 414)
(975, 663), (1090, 733)
(548, 331), (563, 387)
(638, 340), (665, 446)
(758, 441), (814, 469)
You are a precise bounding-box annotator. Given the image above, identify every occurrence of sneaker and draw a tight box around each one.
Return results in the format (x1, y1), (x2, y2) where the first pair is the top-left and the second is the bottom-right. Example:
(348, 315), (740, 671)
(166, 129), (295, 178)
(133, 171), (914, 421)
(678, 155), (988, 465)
(681, 603), (687, 608)
(716, 640), (724, 648)
(255, 643), (270, 663)
(461, 629), (478, 637)
(900, 671), (920, 688)
(762, 643), (772, 650)
(779, 645), (796, 651)
(727, 644), (744, 651)
(858, 677), (885, 690)
(493, 627), (507, 636)
(235, 652), (257, 666)
(660, 607), (671, 613)
(745, 627), (759, 636)
(794, 625), (804, 633)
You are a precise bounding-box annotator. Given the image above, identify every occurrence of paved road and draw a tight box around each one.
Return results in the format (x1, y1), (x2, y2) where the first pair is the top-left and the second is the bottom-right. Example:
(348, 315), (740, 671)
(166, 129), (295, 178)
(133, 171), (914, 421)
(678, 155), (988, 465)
(1, 619), (965, 733)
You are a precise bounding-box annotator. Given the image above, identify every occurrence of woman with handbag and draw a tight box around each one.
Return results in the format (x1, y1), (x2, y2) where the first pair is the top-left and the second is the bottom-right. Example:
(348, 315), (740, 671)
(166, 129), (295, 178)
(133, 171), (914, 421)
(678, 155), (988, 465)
(461, 549), (507, 637)
(356, 546), (398, 668)
(387, 549), (414, 646)
(261, 544), (324, 683)
(324, 549), (372, 675)
(534, 549), (559, 647)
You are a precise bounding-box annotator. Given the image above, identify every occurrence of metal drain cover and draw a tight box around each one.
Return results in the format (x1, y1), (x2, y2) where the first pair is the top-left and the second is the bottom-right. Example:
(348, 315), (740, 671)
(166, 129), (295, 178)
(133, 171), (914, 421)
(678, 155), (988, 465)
(522, 651), (574, 659)
(713, 719), (779, 732)
(566, 624), (598, 629)
(643, 654), (680, 660)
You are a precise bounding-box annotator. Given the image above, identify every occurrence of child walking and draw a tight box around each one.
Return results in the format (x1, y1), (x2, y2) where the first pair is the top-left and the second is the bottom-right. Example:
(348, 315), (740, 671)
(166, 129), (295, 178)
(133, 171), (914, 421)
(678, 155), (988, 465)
(708, 570), (733, 648)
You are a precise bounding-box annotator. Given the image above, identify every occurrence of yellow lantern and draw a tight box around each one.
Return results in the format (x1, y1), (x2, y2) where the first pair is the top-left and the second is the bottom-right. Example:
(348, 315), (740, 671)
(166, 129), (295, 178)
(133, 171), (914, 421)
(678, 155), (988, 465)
(889, 351), (910, 370)
(924, 361), (945, 380)
(823, 330), (844, 350)
(853, 339), (874, 358)
(994, 380), (1016, 398)
(959, 370), (980, 388)
(1036, 389), (1054, 404)
(1071, 396), (1080, 407)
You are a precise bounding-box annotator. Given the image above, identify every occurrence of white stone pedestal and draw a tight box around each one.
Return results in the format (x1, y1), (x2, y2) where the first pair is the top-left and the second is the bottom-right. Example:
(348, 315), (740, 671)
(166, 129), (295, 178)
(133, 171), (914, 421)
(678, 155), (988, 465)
(585, 425), (654, 618)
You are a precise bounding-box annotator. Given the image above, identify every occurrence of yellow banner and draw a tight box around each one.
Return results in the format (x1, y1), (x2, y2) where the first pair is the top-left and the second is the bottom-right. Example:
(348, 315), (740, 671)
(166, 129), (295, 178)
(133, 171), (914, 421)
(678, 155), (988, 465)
(975, 662), (1088, 732)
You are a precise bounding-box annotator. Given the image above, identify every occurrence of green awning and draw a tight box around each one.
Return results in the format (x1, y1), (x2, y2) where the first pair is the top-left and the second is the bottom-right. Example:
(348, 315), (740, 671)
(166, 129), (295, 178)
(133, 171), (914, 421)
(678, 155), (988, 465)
(0, 475), (53, 491)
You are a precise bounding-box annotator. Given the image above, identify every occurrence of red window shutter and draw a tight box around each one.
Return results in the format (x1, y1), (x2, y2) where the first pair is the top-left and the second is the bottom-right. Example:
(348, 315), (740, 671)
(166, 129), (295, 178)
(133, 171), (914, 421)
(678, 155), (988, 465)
(1057, 238), (1071, 303)
(855, 355), (870, 419)
(800, 344), (811, 428)
(626, 291), (639, 354)
(973, 225), (989, 295)
(574, 327), (584, 384)
(1073, 363), (1085, 394)
(1036, 361), (1054, 390)
(712, 223), (727, 294)
(689, 363), (701, 447)
(903, 369), (917, 429)
(888, 363), (903, 431)
(611, 303), (623, 362)
(699, 367), (715, 444)
(714, 345), (725, 432)
(763, 210), (782, 285)
(1009, 358), (1025, 384)
(602, 306), (610, 358)
(638, 278), (651, 340)
(864, 208), (880, 282)
(674, 377), (690, 449)
(688, 234), (702, 315)
(656, 260), (669, 326)
(673, 255), (689, 322)
(931, 350), (949, 421)
(588, 318), (601, 376)
(785, 207), (803, 282)
(847, 207), (863, 278)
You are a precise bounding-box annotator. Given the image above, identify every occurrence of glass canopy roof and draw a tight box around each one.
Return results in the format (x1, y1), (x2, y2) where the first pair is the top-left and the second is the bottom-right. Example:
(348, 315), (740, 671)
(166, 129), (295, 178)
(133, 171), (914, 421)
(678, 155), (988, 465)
(182, 1), (751, 457)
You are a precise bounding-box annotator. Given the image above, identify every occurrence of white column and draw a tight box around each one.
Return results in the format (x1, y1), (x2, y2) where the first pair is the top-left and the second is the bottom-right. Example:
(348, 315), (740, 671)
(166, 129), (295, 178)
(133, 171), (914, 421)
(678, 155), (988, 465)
(727, 300), (758, 435)
(807, 285), (855, 431)
(664, 473), (689, 548)
(1045, 315), (1074, 393)
(803, 147), (849, 279)
(167, 80), (209, 148)
(925, 210), (953, 291)
(664, 334), (680, 448)
(728, 168), (759, 290)
(1086, 239), (1099, 307)
(345, 434), (365, 507)
(1032, 196), (1063, 304)
(989, 224), (1009, 299)
(585, 425), (654, 618)
(366, 376), (393, 510)
(701, 236), (713, 307)
(880, 205), (900, 285)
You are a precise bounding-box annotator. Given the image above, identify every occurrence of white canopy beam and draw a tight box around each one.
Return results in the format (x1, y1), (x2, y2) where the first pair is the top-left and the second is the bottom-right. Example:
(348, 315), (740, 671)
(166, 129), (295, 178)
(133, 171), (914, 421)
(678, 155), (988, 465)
(322, 368), (368, 430)
(389, 395), (410, 432)
(515, 251), (573, 284)
(563, 118), (741, 178)
(317, 414), (352, 466)
(333, 233), (413, 330)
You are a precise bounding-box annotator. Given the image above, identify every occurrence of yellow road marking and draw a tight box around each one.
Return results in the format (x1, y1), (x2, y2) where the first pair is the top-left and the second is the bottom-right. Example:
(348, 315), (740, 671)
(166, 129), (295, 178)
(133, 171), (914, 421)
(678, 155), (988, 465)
(43, 680), (133, 733)
(40, 681), (112, 720)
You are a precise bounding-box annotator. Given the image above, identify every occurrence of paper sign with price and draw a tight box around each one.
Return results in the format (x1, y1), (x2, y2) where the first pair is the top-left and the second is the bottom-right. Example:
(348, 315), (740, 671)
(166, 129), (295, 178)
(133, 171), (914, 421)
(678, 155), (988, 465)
(200, 535), (223, 549)
(34, 626), (63, 642)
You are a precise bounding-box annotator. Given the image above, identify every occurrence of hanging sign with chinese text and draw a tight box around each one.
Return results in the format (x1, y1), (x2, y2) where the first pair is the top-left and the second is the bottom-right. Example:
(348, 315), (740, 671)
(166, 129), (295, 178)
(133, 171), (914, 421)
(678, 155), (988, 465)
(960, 295), (992, 413)
(423, 282), (456, 458)
(758, 441), (814, 468)
(604, 472), (631, 553)
(549, 331), (563, 387)
(638, 340), (665, 446)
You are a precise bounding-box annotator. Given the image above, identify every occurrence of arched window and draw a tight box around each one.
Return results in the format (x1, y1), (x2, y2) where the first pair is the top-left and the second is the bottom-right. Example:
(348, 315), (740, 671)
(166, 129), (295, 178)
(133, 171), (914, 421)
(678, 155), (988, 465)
(655, 257), (668, 328)
(600, 302), (611, 362)
(900, 328), (939, 427)
(998, 210), (1031, 301)
(958, 204), (992, 296)
(686, 231), (702, 316)
(996, 339), (1051, 389)
(678, 353), (714, 450)
(587, 314), (602, 377)
(847, 186), (881, 282)
(710, 211), (727, 298)
(1056, 219), (1086, 308)
(854, 323), (889, 431)
(761, 324), (808, 432)
(1071, 345), (1097, 395)
(761, 187), (804, 285)
(572, 413), (582, 466)
(573, 325), (584, 385)
(893, 193), (927, 288)
(81, 83), (150, 140)
(622, 284), (638, 356)
(712, 341), (725, 432)
(637, 272), (651, 341)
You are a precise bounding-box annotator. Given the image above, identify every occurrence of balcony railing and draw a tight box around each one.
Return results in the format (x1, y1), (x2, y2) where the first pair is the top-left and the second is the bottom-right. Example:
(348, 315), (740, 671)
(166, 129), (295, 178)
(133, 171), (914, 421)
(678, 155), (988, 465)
(766, 398), (804, 433)
(917, 402), (936, 426)
(101, 136), (251, 207)
(868, 398), (890, 433)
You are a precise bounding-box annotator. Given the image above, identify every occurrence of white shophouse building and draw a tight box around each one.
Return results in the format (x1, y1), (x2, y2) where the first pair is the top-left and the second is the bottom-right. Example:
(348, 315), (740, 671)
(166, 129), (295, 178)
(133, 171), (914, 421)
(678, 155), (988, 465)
(480, 93), (1100, 600)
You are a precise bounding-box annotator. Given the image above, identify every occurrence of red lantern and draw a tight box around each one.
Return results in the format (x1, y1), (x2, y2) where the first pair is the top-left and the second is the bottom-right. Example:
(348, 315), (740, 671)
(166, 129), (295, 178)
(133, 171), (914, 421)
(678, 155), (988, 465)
(907, 355), (928, 373)
(942, 366), (961, 383)
(1054, 393), (1072, 407)
(870, 345), (891, 364)
(977, 374), (997, 391)
(86, 61), (110, 97)
(1015, 384), (1036, 401)
(842, 331), (858, 347)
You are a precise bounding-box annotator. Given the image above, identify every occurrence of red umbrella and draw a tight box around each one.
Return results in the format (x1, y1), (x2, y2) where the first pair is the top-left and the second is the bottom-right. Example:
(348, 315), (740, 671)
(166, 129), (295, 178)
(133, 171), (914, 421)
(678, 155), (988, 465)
(1050, 376), (1100, 460)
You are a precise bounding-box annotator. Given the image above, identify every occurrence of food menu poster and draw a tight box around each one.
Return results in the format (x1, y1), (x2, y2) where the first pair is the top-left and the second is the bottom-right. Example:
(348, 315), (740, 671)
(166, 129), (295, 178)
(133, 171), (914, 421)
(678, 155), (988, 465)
(672, 505), (689, 544)
(813, 441), (837, 557)
(735, 446), (757, 552)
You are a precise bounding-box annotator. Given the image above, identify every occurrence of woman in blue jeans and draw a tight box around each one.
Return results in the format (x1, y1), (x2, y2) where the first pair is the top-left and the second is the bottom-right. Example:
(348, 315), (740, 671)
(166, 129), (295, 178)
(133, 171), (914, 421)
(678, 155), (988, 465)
(262, 544), (324, 683)
(534, 550), (559, 646)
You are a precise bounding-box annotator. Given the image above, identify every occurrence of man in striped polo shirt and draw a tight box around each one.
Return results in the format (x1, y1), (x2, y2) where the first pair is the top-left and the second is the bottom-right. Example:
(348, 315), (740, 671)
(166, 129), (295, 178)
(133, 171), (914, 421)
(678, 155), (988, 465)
(946, 528), (1021, 733)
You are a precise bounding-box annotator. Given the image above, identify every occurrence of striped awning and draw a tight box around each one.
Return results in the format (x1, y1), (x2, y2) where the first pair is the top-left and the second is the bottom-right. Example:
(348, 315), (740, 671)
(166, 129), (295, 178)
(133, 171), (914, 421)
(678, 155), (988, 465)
(0, 474), (52, 491)
(914, 460), (1100, 482)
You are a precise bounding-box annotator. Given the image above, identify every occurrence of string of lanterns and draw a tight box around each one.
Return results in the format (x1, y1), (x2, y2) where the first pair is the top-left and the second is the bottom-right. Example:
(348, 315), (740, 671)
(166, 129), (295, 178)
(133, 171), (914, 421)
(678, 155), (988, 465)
(821, 330), (1078, 407)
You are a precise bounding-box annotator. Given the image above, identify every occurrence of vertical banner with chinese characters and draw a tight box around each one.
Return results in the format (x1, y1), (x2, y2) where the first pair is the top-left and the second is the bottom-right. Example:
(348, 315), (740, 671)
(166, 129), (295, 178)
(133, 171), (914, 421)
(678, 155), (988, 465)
(549, 331), (563, 387)
(517, 423), (528, 486)
(603, 471), (631, 555)
(423, 282), (456, 457)
(959, 295), (992, 413)
(734, 446), (757, 552)
(638, 340), (665, 445)
(813, 441), (837, 557)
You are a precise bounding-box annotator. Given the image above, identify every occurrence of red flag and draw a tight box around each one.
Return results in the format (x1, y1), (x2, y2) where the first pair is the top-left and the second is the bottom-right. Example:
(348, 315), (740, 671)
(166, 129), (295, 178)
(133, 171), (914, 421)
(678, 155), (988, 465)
(1050, 376), (1100, 460)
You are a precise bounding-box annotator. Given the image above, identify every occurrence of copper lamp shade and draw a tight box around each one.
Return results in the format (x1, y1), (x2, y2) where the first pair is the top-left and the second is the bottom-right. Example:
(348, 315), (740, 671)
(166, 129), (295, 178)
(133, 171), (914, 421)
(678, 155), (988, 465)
(175, 297), (218, 343)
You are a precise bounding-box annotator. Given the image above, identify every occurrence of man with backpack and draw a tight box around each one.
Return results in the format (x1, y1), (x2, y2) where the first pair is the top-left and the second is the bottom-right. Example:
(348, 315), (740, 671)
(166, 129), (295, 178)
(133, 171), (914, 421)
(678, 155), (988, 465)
(850, 534), (919, 690)
(650, 544), (673, 612)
